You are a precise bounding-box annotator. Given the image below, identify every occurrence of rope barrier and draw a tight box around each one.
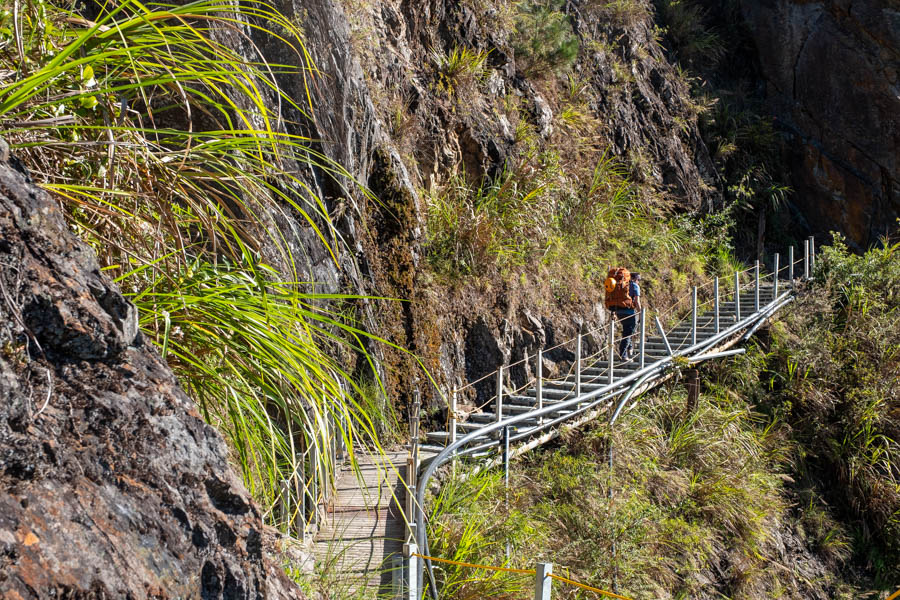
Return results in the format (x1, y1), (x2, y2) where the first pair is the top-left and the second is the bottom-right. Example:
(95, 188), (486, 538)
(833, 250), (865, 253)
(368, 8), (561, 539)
(410, 553), (637, 600)
(887, 589), (900, 600)
(411, 553), (535, 575)
(549, 573), (636, 600)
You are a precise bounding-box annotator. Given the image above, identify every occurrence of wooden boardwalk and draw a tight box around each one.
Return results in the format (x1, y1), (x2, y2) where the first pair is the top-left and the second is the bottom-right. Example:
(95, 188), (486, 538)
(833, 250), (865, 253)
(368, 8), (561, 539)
(313, 450), (414, 596)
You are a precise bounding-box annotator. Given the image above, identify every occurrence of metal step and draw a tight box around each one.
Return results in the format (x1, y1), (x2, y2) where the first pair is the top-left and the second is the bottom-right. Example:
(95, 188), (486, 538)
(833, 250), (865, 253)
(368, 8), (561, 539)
(425, 431), (450, 444)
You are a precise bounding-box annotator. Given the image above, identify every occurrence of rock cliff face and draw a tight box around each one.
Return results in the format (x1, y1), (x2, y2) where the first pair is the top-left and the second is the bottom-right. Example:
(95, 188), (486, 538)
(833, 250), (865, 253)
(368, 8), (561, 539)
(272, 0), (721, 412)
(740, 0), (900, 249)
(0, 160), (300, 598)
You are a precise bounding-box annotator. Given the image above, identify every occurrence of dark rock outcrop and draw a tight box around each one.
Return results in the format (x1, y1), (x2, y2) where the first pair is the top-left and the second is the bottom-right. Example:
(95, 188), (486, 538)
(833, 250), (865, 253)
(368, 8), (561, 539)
(0, 160), (300, 598)
(740, 0), (900, 248)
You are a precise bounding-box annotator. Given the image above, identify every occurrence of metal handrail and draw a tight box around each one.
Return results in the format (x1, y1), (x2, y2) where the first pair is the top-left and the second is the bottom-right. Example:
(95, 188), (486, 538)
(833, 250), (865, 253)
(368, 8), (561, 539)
(418, 291), (798, 598)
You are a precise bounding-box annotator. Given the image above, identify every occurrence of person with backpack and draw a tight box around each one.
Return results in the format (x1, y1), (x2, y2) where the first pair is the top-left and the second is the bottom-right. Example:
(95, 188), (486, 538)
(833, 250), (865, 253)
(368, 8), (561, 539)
(604, 269), (642, 361)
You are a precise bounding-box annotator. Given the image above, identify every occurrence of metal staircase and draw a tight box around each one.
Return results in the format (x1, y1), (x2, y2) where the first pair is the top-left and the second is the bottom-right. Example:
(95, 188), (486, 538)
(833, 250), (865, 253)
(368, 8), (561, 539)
(403, 239), (816, 600)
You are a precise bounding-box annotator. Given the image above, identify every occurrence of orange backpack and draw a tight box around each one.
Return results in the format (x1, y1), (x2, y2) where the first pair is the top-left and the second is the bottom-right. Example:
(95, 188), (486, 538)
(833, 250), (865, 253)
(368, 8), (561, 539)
(604, 267), (634, 309)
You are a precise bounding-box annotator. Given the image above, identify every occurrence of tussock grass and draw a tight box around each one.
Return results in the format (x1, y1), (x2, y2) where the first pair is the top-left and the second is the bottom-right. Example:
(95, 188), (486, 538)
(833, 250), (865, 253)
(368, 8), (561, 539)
(427, 388), (810, 599)
(433, 46), (490, 96)
(731, 235), (900, 585)
(1, 0), (407, 531)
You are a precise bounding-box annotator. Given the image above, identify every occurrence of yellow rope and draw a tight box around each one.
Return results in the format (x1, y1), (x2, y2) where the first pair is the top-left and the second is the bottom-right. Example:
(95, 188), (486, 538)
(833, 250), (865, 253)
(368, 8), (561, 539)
(411, 553), (535, 575)
(548, 573), (635, 600)
(411, 553), (636, 599)
(887, 590), (900, 600)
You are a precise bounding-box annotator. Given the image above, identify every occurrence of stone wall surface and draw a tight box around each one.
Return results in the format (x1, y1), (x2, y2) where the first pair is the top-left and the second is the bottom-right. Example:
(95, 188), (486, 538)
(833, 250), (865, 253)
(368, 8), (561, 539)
(0, 159), (301, 599)
(740, 0), (900, 248)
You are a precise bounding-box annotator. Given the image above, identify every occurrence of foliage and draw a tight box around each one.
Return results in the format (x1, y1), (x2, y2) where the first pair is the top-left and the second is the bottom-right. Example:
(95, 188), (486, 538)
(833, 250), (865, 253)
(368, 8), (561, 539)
(426, 468), (544, 599)
(737, 235), (900, 584)
(586, 0), (651, 27)
(0, 0), (398, 531)
(128, 254), (402, 515)
(653, 0), (725, 68)
(427, 387), (839, 599)
(433, 46), (490, 96)
(511, 0), (580, 76)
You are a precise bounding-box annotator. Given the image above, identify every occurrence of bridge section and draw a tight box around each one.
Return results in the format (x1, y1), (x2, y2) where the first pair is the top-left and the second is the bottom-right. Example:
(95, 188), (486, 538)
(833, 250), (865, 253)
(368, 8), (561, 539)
(409, 240), (815, 599)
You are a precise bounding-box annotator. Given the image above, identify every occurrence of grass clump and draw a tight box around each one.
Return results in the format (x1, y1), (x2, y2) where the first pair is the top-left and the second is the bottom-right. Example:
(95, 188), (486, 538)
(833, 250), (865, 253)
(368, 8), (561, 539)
(586, 0), (651, 28)
(728, 234), (900, 585)
(433, 46), (490, 96)
(427, 388), (827, 599)
(512, 0), (580, 76)
(653, 0), (725, 68)
(1, 0), (399, 532)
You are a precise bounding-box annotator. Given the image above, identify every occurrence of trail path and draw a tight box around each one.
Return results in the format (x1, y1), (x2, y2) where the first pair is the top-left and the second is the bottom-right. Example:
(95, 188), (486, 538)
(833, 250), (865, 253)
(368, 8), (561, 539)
(313, 449), (435, 595)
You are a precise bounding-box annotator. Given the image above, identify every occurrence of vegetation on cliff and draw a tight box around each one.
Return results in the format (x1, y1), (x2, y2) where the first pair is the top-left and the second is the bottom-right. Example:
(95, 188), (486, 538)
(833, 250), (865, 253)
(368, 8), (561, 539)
(0, 0), (391, 530)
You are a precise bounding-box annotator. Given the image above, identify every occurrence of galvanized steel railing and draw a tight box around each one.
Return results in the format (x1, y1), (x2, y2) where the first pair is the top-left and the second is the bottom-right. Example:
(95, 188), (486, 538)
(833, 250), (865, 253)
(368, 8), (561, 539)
(403, 237), (817, 600)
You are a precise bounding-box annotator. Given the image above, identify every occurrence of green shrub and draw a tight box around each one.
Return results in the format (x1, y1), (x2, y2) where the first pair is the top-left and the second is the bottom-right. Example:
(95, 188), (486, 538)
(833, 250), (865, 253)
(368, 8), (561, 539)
(512, 0), (580, 76)
(654, 0), (725, 67)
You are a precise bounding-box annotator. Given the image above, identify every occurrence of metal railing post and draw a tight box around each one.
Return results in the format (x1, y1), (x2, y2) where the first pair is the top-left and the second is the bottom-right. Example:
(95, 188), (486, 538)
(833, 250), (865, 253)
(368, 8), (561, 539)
(404, 543), (418, 600)
(654, 315), (673, 355)
(392, 555), (404, 599)
(809, 235), (815, 274)
(534, 562), (553, 600)
(502, 426), (510, 501)
(495, 366), (504, 423)
(536, 350), (543, 421)
(734, 271), (741, 322)
(789, 245), (795, 288)
(754, 260), (760, 312)
(449, 390), (457, 446)
(280, 478), (290, 532)
(639, 309), (646, 370)
(575, 333), (582, 398)
(773, 253), (780, 299)
(714, 277), (720, 333)
(310, 443), (319, 531)
(297, 455), (306, 541)
(804, 238), (810, 280)
(608, 319), (615, 385)
(691, 286), (698, 345)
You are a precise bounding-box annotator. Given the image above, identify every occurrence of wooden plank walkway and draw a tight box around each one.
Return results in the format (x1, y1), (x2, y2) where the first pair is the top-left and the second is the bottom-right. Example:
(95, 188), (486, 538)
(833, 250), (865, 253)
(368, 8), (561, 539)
(313, 449), (420, 596)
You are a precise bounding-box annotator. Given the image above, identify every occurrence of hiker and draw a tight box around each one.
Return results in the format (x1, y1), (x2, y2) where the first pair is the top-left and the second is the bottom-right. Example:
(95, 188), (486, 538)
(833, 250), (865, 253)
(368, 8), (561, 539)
(605, 269), (642, 361)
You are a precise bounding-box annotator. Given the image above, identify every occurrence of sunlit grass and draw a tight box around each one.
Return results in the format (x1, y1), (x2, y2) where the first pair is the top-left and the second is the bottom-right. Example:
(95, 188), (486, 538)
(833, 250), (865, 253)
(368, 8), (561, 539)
(1, 0), (408, 533)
